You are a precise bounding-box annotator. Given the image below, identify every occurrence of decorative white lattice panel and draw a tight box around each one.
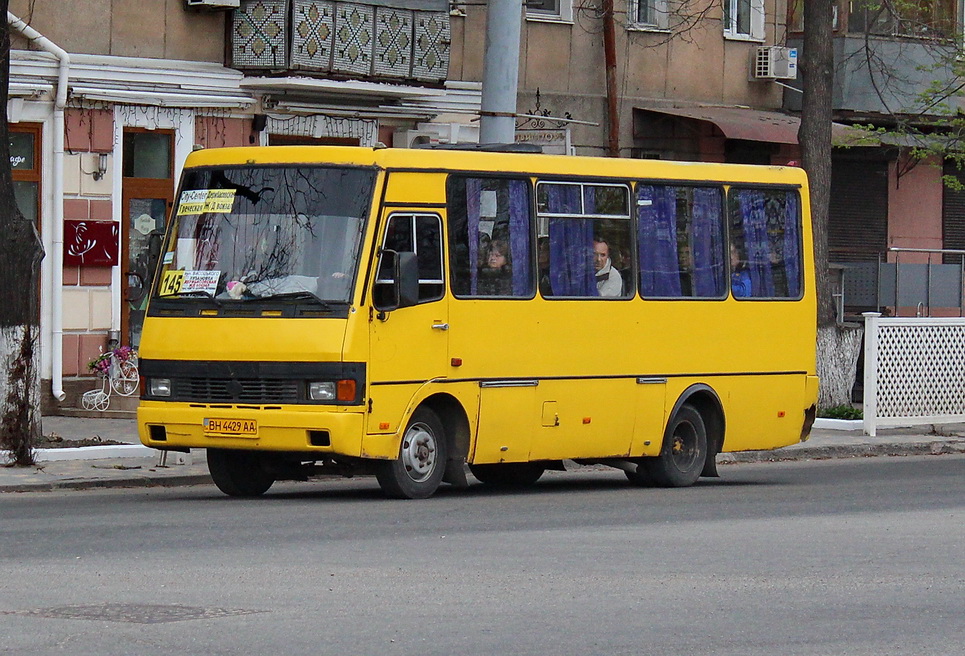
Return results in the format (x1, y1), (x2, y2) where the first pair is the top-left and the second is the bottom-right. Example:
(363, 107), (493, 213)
(233, 0), (290, 69)
(373, 6), (412, 78)
(332, 2), (374, 76)
(412, 10), (450, 82)
(291, 0), (335, 71)
(864, 315), (965, 435)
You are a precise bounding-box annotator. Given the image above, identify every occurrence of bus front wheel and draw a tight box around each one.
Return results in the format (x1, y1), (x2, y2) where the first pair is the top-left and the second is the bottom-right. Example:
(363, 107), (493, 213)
(207, 448), (275, 497)
(469, 462), (545, 488)
(643, 404), (707, 487)
(376, 407), (448, 499)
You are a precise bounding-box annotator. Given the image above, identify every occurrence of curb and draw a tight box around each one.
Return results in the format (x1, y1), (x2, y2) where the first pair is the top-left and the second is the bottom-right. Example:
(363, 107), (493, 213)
(1, 473), (213, 494)
(2, 445), (157, 466)
(718, 440), (965, 464)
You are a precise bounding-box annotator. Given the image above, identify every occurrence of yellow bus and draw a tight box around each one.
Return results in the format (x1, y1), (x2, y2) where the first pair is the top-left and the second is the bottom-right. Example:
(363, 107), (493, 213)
(137, 145), (818, 499)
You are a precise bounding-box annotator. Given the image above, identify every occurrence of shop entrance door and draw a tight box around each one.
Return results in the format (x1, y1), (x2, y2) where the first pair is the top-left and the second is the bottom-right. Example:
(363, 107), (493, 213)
(121, 129), (173, 349)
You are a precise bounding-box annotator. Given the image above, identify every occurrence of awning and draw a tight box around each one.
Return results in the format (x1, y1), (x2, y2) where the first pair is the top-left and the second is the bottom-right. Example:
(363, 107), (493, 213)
(635, 105), (857, 145)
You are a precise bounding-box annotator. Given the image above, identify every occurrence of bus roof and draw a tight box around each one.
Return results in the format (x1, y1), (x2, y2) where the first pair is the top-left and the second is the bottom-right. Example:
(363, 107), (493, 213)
(183, 145), (809, 187)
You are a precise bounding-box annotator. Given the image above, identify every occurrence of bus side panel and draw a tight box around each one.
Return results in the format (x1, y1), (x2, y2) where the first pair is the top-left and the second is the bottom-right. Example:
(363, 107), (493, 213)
(527, 378), (636, 460)
(627, 379), (668, 458)
(713, 374), (812, 452)
(471, 386), (538, 463)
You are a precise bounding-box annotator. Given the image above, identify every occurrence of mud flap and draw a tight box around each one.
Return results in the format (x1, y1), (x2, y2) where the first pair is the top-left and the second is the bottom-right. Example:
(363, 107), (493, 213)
(443, 457), (470, 489)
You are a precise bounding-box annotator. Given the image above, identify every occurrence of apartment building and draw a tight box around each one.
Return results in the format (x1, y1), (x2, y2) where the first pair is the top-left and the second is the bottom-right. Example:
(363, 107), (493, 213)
(18, 1), (927, 411)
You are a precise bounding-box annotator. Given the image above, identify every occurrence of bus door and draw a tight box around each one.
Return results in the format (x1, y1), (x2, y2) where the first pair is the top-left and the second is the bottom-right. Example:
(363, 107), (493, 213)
(447, 299), (541, 464)
(368, 212), (448, 435)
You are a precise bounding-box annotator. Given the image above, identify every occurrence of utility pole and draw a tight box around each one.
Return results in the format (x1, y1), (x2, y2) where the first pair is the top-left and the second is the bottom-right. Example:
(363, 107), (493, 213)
(602, 0), (620, 157)
(479, 0), (523, 144)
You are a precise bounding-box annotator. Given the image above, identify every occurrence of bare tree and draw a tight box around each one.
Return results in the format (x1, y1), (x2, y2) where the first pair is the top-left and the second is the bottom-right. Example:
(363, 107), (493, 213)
(0, 0), (45, 466)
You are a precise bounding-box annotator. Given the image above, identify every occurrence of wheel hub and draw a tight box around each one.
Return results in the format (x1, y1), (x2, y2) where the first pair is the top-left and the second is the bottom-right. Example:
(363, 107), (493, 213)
(401, 423), (436, 482)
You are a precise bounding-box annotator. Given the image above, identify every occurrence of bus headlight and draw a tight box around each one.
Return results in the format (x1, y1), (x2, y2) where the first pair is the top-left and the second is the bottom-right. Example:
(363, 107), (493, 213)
(308, 381), (336, 401)
(149, 378), (172, 397)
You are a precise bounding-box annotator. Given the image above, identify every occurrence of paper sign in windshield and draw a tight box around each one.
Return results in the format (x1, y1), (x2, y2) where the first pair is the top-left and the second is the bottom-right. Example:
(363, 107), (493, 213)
(177, 189), (236, 215)
(159, 270), (221, 297)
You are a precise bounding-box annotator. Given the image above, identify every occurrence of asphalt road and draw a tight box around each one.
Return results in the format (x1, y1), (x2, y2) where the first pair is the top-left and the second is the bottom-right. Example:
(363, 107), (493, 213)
(2, 455), (963, 656)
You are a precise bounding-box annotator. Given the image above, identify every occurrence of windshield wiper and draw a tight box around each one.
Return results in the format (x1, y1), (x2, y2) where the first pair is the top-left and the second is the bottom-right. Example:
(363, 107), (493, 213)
(244, 290), (335, 309)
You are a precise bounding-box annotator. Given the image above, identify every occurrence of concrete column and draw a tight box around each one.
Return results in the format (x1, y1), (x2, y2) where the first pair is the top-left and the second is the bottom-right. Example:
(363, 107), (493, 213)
(479, 0), (523, 144)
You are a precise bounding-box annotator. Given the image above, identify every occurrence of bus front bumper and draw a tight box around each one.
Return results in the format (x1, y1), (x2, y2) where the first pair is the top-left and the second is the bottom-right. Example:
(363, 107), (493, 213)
(138, 402), (368, 457)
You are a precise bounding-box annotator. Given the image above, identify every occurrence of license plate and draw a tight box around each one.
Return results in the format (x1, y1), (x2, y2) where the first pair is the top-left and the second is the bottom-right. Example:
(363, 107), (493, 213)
(203, 418), (257, 437)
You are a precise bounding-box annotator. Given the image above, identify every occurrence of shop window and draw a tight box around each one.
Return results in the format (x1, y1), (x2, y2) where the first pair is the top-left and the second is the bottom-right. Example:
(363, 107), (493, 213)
(123, 131), (172, 179)
(9, 125), (41, 226)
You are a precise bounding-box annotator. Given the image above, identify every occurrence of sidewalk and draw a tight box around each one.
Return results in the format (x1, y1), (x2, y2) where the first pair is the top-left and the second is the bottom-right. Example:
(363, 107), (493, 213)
(2, 416), (964, 494)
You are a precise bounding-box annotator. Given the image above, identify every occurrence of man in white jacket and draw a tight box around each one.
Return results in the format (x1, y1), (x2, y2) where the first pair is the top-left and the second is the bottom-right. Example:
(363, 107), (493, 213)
(593, 238), (623, 297)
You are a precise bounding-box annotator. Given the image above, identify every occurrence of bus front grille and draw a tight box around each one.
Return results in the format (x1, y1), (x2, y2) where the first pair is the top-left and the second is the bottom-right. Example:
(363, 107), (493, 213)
(174, 378), (300, 404)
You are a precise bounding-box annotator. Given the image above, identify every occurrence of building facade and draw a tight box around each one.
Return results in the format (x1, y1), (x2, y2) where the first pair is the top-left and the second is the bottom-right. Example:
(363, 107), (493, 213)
(13, 0), (957, 412)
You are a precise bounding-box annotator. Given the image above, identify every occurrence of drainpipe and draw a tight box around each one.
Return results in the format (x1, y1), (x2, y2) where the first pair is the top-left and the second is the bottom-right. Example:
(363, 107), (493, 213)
(8, 12), (69, 402)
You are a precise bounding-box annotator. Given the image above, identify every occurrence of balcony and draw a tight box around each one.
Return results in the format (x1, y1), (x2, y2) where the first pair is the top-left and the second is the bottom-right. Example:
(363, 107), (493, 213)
(231, 0), (450, 84)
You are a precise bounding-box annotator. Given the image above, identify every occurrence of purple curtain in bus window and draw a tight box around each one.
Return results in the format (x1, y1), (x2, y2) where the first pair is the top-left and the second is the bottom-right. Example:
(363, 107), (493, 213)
(637, 185), (681, 297)
(507, 179), (532, 295)
(691, 187), (724, 296)
(736, 189), (775, 297)
(466, 178), (482, 295)
(783, 192), (801, 296)
(547, 185), (597, 296)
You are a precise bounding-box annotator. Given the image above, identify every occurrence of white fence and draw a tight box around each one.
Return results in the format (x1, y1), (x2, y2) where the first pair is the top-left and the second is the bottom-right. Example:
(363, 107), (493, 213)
(863, 313), (965, 436)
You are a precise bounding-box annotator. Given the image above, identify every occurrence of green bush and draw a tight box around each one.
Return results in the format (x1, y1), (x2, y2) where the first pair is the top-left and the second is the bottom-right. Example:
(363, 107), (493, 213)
(818, 405), (863, 420)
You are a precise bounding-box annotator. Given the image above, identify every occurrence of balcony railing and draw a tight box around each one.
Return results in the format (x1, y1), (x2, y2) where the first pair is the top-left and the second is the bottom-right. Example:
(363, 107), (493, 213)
(231, 0), (450, 83)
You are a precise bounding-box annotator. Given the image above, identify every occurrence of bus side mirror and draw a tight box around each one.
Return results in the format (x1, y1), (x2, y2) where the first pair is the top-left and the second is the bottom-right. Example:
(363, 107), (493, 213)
(396, 251), (420, 309)
(376, 249), (420, 314)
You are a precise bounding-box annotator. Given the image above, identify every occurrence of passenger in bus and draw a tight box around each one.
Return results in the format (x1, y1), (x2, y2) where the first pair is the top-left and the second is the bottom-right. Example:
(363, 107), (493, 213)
(730, 243), (752, 298)
(593, 237), (623, 297)
(478, 238), (513, 295)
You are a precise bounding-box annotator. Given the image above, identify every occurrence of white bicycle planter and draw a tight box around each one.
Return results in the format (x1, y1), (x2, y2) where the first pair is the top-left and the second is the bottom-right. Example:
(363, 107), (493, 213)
(82, 352), (139, 411)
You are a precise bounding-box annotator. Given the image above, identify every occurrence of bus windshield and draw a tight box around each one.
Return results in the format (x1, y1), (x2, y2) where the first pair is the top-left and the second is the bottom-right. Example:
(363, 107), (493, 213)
(154, 165), (376, 304)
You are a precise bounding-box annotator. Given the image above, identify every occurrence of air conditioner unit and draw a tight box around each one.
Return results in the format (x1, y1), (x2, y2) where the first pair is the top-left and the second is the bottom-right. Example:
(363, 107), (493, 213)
(395, 130), (439, 149)
(752, 46), (798, 80)
(185, 0), (240, 10)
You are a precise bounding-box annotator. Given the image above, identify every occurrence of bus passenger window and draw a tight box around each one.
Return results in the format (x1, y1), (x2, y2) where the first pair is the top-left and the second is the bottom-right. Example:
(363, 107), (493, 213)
(374, 213), (444, 307)
(447, 176), (534, 298)
(537, 181), (632, 298)
(728, 188), (802, 299)
(638, 185), (725, 299)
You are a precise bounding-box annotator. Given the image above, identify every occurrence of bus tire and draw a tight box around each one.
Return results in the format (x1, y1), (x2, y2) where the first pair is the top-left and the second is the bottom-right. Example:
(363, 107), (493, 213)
(643, 404), (707, 487)
(376, 407), (447, 499)
(469, 462), (545, 488)
(207, 448), (275, 497)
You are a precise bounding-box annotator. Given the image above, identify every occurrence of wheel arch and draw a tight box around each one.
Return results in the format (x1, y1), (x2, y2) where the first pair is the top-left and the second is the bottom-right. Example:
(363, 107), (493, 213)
(417, 392), (471, 488)
(669, 384), (725, 478)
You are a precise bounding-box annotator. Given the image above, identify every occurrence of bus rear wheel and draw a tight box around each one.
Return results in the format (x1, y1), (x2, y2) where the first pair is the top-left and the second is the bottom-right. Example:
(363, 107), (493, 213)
(642, 404), (707, 487)
(207, 448), (275, 497)
(376, 407), (447, 499)
(469, 462), (545, 488)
